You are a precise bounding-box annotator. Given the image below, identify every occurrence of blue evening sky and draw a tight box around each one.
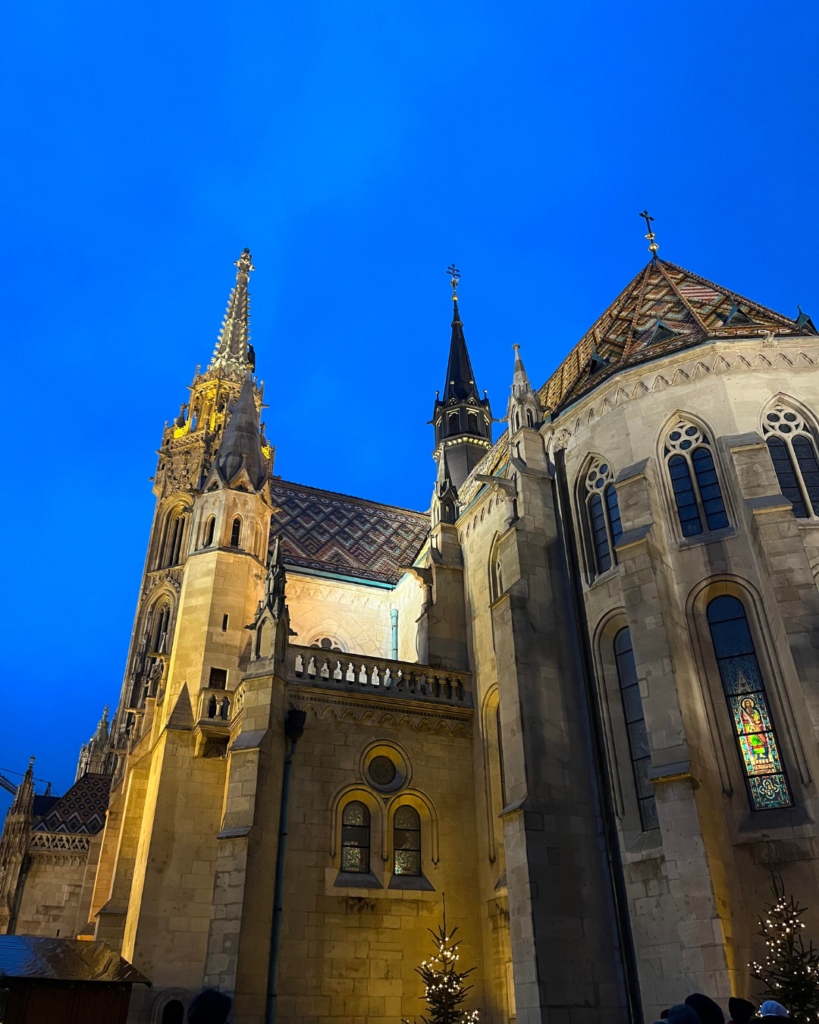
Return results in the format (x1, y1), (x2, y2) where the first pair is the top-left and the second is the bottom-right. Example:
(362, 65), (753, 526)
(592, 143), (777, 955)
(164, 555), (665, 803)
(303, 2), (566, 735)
(2, 0), (818, 805)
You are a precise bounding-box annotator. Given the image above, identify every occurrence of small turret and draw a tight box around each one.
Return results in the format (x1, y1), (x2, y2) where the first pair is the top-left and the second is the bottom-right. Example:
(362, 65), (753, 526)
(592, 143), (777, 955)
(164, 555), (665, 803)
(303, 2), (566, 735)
(506, 344), (543, 435)
(248, 536), (291, 663)
(431, 268), (492, 489)
(76, 706), (115, 781)
(207, 370), (270, 493)
(431, 448), (459, 527)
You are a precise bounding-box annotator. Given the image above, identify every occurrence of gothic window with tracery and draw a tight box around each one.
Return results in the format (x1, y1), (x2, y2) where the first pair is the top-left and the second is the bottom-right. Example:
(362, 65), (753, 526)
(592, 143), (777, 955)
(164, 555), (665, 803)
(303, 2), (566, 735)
(614, 628), (658, 830)
(762, 403), (819, 518)
(340, 801), (370, 873)
(393, 805), (421, 876)
(310, 637), (344, 653)
(707, 595), (791, 811)
(664, 420), (729, 537)
(582, 458), (622, 576)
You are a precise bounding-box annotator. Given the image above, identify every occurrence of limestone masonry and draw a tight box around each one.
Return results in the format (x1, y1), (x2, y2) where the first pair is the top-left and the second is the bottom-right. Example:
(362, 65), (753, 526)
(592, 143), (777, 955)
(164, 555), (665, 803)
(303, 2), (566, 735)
(3, 249), (819, 1024)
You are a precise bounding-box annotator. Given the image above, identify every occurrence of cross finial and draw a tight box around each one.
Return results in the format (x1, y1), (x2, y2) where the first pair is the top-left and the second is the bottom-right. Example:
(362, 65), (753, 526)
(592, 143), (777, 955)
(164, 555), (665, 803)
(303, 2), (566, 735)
(447, 264), (460, 302)
(234, 248), (255, 275)
(639, 211), (659, 256)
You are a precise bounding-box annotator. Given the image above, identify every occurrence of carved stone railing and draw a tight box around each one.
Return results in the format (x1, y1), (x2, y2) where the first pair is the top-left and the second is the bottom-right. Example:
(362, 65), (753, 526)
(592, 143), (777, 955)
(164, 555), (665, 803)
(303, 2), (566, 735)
(197, 687), (242, 725)
(29, 832), (91, 853)
(284, 646), (472, 707)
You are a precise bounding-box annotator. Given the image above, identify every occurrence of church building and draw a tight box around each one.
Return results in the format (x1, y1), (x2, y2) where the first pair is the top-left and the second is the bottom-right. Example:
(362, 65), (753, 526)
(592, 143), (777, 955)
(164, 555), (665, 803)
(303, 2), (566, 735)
(3, 239), (819, 1024)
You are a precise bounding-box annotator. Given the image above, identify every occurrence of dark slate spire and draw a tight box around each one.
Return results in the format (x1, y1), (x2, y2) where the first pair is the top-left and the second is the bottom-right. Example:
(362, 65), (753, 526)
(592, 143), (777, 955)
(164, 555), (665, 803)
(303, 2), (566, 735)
(442, 300), (481, 402)
(432, 269), (492, 491)
(214, 371), (267, 491)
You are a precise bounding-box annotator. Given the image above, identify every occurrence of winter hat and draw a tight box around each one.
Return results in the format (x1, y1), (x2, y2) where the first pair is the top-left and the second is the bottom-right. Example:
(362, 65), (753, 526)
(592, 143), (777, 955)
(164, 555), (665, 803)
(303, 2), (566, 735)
(668, 1005), (706, 1024)
(760, 1001), (789, 1018)
(729, 997), (757, 1024)
(686, 993), (726, 1024)
(188, 988), (232, 1024)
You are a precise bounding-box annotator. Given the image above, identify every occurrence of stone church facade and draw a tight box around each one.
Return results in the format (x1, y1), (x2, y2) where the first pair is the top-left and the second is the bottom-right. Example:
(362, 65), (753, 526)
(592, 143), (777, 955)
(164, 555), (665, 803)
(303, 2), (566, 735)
(3, 247), (819, 1024)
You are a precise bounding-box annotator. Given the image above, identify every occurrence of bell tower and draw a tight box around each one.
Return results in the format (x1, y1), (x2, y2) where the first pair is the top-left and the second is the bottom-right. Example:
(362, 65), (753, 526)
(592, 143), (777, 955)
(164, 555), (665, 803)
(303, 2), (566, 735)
(109, 249), (272, 755)
(431, 267), (492, 489)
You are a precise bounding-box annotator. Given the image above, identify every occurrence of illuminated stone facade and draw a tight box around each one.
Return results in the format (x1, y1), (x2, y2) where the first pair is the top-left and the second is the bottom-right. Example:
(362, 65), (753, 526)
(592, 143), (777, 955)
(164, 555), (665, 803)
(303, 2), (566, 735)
(4, 251), (819, 1024)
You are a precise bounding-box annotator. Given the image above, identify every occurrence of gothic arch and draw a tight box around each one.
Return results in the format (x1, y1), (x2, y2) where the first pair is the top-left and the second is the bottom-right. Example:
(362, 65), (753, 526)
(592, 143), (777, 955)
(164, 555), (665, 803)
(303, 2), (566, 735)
(759, 392), (819, 519)
(574, 452), (622, 581)
(480, 685), (503, 863)
(328, 784), (384, 861)
(154, 498), (193, 570)
(151, 989), (191, 1023)
(655, 409), (732, 540)
(686, 574), (810, 803)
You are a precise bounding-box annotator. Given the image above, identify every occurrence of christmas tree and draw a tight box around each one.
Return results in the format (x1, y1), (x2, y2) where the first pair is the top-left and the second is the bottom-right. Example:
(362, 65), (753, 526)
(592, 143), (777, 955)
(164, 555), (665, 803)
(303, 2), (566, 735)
(404, 905), (480, 1024)
(751, 874), (819, 1023)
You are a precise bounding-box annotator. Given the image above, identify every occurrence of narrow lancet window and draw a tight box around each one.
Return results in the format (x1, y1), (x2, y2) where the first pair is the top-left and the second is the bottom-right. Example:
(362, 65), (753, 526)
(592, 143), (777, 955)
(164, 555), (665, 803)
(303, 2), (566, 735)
(393, 805), (421, 876)
(230, 517), (241, 547)
(707, 595), (792, 811)
(614, 628), (658, 830)
(664, 420), (728, 537)
(341, 801), (370, 873)
(581, 458), (621, 577)
(204, 516), (215, 547)
(763, 403), (819, 518)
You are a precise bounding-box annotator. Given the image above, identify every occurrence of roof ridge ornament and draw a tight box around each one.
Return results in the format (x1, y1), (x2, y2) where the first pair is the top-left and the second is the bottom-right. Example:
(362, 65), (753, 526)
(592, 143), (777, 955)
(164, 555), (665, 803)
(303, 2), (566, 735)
(639, 210), (659, 256)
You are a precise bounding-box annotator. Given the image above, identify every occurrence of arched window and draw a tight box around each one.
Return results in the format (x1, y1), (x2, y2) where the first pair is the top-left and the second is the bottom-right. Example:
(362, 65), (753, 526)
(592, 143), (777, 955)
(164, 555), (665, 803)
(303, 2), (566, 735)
(161, 1001), (185, 1024)
(762, 402), (819, 518)
(613, 628), (657, 830)
(204, 516), (215, 547)
(582, 458), (622, 577)
(526, 408), (534, 428)
(496, 704), (507, 808)
(706, 595), (792, 811)
(393, 805), (421, 876)
(467, 411), (479, 435)
(664, 419), (729, 537)
(489, 541), (504, 602)
(230, 516), (241, 547)
(255, 621), (267, 658)
(152, 604), (171, 654)
(340, 801), (370, 873)
(448, 411), (460, 435)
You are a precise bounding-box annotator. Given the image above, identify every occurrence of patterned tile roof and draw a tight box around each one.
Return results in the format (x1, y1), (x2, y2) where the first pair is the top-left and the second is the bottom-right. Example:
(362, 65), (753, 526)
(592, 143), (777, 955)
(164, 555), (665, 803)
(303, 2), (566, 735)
(31, 774), (111, 835)
(538, 257), (808, 416)
(270, 480), (429, 585)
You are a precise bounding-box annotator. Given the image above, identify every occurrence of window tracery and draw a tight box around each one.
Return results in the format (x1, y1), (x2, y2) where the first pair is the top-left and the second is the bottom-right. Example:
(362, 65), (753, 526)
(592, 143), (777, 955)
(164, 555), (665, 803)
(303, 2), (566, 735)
(340, 801), (370, 873)
(762, 402), (819, 518)
(706, 595), (791, 811)
(581, 458), (622, 576)
(309, 636), (344, 653)
(393, 805), (421, 876)
(663, 419), (728, 536)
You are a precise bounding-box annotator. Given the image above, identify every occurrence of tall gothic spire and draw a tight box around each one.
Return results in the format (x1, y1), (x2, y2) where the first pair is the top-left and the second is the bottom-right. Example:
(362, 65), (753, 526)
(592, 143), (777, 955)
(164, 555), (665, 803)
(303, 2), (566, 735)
(209, 248), (255, 378)
(432, 268), (492, 490)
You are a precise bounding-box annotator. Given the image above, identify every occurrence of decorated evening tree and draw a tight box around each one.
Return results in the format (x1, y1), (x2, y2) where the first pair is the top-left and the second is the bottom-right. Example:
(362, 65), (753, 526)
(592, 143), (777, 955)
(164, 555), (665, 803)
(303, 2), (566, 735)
(751, 875), (819, 1022)
(404, 907), (480, 1024)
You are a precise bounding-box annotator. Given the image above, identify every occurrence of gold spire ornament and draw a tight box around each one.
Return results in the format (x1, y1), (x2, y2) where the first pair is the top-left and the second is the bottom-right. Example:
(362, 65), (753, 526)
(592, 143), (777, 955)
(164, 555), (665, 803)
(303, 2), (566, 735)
(447, 263), (461, 302)
(639, 210), (659, 255)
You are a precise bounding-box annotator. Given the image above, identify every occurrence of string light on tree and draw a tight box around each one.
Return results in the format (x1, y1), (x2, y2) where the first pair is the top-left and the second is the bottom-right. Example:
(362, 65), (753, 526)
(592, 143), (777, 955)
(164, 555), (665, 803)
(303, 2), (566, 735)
(750, 874), (819, 1023)
(404, 896), (480, 1024)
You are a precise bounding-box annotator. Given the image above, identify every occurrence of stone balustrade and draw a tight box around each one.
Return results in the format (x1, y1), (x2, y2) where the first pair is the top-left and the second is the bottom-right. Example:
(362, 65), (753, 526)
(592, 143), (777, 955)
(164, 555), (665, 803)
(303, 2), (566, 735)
(283, 645), (472, 707)
(29, 832), (91, 853)
(198, 687), (242, 724)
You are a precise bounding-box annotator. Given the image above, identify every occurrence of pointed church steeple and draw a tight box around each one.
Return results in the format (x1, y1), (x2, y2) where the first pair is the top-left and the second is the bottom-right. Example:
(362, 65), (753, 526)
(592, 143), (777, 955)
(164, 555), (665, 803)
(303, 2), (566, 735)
(432, 268), (492, 490)
(209, 370), (269, 492)
(210, 248), (255, 379)
(507, 344), (543, 435)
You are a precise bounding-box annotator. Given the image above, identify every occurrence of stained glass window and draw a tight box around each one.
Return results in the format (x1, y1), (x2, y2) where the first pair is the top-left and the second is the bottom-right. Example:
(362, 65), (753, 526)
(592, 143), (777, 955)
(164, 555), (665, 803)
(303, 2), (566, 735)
(664, 421), (729, 537)
(614, 628), (658, 830)
(341, 801), (370, 873)
(762, 404), (819, 518)
(582, 459), (620, 578)
(707, 596), (792, 811)
(393, 805), (421, 876)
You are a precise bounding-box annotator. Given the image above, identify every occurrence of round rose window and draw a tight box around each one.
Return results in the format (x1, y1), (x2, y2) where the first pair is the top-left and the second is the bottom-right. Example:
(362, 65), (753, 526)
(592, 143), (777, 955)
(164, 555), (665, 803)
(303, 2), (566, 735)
(368, 756), (396, 786)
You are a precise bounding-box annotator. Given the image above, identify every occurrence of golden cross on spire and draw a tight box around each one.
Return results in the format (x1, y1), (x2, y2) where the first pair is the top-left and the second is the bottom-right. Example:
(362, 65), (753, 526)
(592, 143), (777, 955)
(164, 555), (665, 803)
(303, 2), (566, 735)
(639, 210), (659, 255)
(447, 263), (460, 301)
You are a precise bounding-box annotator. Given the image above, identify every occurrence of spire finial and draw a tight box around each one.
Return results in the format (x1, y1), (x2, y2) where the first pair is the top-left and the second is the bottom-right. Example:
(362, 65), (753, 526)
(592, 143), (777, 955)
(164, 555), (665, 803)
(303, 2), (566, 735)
(234, 248), (255, 275)
(447, 263), (460, 302)
(639, 210), (659, 256)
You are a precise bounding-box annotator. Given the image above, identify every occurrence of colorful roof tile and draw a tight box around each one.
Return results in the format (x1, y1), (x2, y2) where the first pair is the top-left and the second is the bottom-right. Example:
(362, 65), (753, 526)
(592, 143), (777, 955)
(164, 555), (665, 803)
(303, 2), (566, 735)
(270, 480), (429, 585)
(539, 257), (809, 415)
(32, 774), (111, 835)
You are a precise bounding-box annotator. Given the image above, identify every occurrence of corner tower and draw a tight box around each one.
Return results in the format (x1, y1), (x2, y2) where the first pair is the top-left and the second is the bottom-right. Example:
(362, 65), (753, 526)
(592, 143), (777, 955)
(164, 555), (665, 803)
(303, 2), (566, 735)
(431, 268), (492, 489)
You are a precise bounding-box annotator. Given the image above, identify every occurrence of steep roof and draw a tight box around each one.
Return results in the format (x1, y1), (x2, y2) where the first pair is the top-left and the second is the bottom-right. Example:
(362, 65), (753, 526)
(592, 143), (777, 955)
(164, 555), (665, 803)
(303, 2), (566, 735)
(442, 300), (482, 402)
(270, 480), (428, 585)
(0, 937), (150, 984)
(539, 257), (809, 415)
(32, 774), (111, 835)
(214, 372), (267, 489)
